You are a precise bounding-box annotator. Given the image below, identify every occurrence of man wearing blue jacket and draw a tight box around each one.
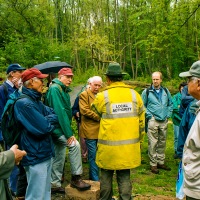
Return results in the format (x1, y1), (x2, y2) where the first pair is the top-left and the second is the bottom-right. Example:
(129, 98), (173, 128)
(0, 64), (25, 147)
(142, 71), (173, 174)
(0, 63), (25, 197)
(14, 68), (58, 200)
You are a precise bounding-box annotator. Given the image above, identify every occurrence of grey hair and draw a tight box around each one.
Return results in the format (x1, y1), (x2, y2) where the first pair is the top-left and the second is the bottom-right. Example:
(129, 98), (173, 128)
(87, 77), (93, 84)
(90, 76), (102, 84)
(189, 77), (199, 83)
(23, 77), (38, 87)
(23, 80), (30, 87)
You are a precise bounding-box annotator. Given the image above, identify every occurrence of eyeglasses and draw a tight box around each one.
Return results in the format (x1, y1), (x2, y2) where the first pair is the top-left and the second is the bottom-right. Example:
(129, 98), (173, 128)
(32, 77), (44, 83)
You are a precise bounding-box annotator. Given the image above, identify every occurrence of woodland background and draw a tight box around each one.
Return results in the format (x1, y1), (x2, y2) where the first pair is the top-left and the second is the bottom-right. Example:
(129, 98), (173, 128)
(0, 0), (199, 80)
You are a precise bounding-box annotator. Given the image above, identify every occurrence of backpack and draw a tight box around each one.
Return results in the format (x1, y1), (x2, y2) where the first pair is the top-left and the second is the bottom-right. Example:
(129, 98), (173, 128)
(1, 92), (29, 146)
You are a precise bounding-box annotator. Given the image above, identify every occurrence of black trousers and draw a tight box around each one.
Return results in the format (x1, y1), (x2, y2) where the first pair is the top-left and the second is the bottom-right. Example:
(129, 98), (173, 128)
(16, 164), (27, 197)
(186, 196), (200, 200)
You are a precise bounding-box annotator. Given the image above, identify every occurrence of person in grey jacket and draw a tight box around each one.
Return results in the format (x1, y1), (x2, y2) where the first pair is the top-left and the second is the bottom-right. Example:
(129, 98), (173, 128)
(0, 144), (26, 200)
(141, 71), (173, 174)
(179, 60), (200, 200)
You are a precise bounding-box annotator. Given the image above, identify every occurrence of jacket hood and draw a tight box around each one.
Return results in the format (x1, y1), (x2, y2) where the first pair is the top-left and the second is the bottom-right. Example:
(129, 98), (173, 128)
(51, 78), (72, 93)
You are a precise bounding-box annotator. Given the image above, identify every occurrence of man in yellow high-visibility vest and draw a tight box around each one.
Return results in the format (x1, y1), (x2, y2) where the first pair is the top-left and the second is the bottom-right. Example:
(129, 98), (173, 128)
(92, 62), (145, 200)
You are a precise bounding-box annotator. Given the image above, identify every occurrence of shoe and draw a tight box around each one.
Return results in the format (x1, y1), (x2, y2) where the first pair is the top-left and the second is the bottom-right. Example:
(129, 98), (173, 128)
(15, 197), (25, 200)
(157, 164), (171, 171)
(51, 187), (65, 194)
(82, 157), (88, 163)
(61, 173), (65, 183)
(150, 166), (159, 174)
(71, 175), (91, 191)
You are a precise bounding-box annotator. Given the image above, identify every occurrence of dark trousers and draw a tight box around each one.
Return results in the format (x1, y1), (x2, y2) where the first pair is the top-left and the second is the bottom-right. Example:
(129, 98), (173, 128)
(16, 164), (27, 197)
(100, 168), (132, 200)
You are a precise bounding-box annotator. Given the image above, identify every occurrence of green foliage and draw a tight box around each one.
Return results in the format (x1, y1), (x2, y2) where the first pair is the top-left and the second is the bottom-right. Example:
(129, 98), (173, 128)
(0, 0), (199, 79)
(123, 73), (131, 80)
(72, 66), (106, 86)
(129, 122), (178, 198)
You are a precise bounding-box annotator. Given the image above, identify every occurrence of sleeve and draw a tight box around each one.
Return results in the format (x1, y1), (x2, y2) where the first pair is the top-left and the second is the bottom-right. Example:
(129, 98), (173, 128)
(72, 96), (80, 118)
(0, 150), (15, 179)
(141, 89), (152, 120)
(79, 92), (100, 121)
(46, 86), (73, 139)
(172, 94), (181, 124)
(91, 92), (105, 117)
(137, 94), (145, 142)
(43, 105), (59, 126)
(166, 89), (173, 118)
(0, 86), (7, 121)
(14, 100), (55, 138)
(177, 106), (191, 158)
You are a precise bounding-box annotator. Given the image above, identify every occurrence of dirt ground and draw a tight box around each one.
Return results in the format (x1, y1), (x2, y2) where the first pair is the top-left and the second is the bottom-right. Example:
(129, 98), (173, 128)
(51, 85), (180, 200)
(51, 161), (179, 200)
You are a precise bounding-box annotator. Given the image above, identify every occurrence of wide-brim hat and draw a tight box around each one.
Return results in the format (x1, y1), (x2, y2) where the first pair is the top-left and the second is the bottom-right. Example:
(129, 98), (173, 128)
(104, 63), (127, 76)
(179, 60), (200, 78)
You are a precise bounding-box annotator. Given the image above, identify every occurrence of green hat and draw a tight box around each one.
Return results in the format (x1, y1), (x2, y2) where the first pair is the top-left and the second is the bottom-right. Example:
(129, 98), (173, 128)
(179, 60), (200, 78)
(104, 63), (127, 76)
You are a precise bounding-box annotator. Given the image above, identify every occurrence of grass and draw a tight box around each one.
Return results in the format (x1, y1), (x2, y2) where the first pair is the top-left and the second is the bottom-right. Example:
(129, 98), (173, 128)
(128, 121), (179, 198)
(67, 120), (179, 199)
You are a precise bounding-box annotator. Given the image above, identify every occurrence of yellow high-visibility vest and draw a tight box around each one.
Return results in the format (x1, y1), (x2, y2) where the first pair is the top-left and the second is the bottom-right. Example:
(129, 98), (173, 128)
(92, 82), (145, 170)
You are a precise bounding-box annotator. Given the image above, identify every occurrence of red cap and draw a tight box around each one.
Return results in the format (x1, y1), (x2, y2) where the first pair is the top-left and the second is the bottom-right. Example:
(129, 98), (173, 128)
(58, 68), (73, 76)
(21, 68), (48, 83)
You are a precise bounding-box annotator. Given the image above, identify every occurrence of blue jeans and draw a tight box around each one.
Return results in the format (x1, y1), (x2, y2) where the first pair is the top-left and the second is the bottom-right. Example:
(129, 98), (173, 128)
(24, 159), (52, 200)
(9, 165), (19, 194)
(51, 135), (82, 188)
(86, 139), (99, 181)
(173, 125), (179, 152)
(100, 168), (132, 200)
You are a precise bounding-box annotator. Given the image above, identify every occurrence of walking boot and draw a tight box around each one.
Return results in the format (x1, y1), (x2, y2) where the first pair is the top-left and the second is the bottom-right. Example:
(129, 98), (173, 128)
(15, 197), (25, 200)
(157, 163), (171, 171)
(71, 175), (91, 191)
(150, 166), (159, 174)
(51, 186), (65, 194)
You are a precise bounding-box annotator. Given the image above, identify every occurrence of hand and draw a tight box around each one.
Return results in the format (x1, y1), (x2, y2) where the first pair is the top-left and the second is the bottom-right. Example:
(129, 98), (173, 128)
(10, 144), (27, 165)
(67, 136), (76, 146)
(76, 112), (80, 118)
(11, 77), (21, 88)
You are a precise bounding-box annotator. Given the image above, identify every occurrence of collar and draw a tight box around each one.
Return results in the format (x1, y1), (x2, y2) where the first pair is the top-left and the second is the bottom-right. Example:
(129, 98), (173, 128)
(87, 88), (96, 99)
(6, 79), (15, 87)
(152, 85), (161, 90)
(196, 100), (200, 107)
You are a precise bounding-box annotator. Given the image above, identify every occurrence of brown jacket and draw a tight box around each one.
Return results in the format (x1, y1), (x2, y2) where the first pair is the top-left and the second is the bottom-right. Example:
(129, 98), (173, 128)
(79, 88), (100, 139)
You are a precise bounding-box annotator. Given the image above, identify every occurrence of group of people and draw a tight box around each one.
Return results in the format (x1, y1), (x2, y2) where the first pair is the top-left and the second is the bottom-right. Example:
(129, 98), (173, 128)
(0, 65), (90, 200)
(0, 60), (200, 200)
(142, 60), (200, 200)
